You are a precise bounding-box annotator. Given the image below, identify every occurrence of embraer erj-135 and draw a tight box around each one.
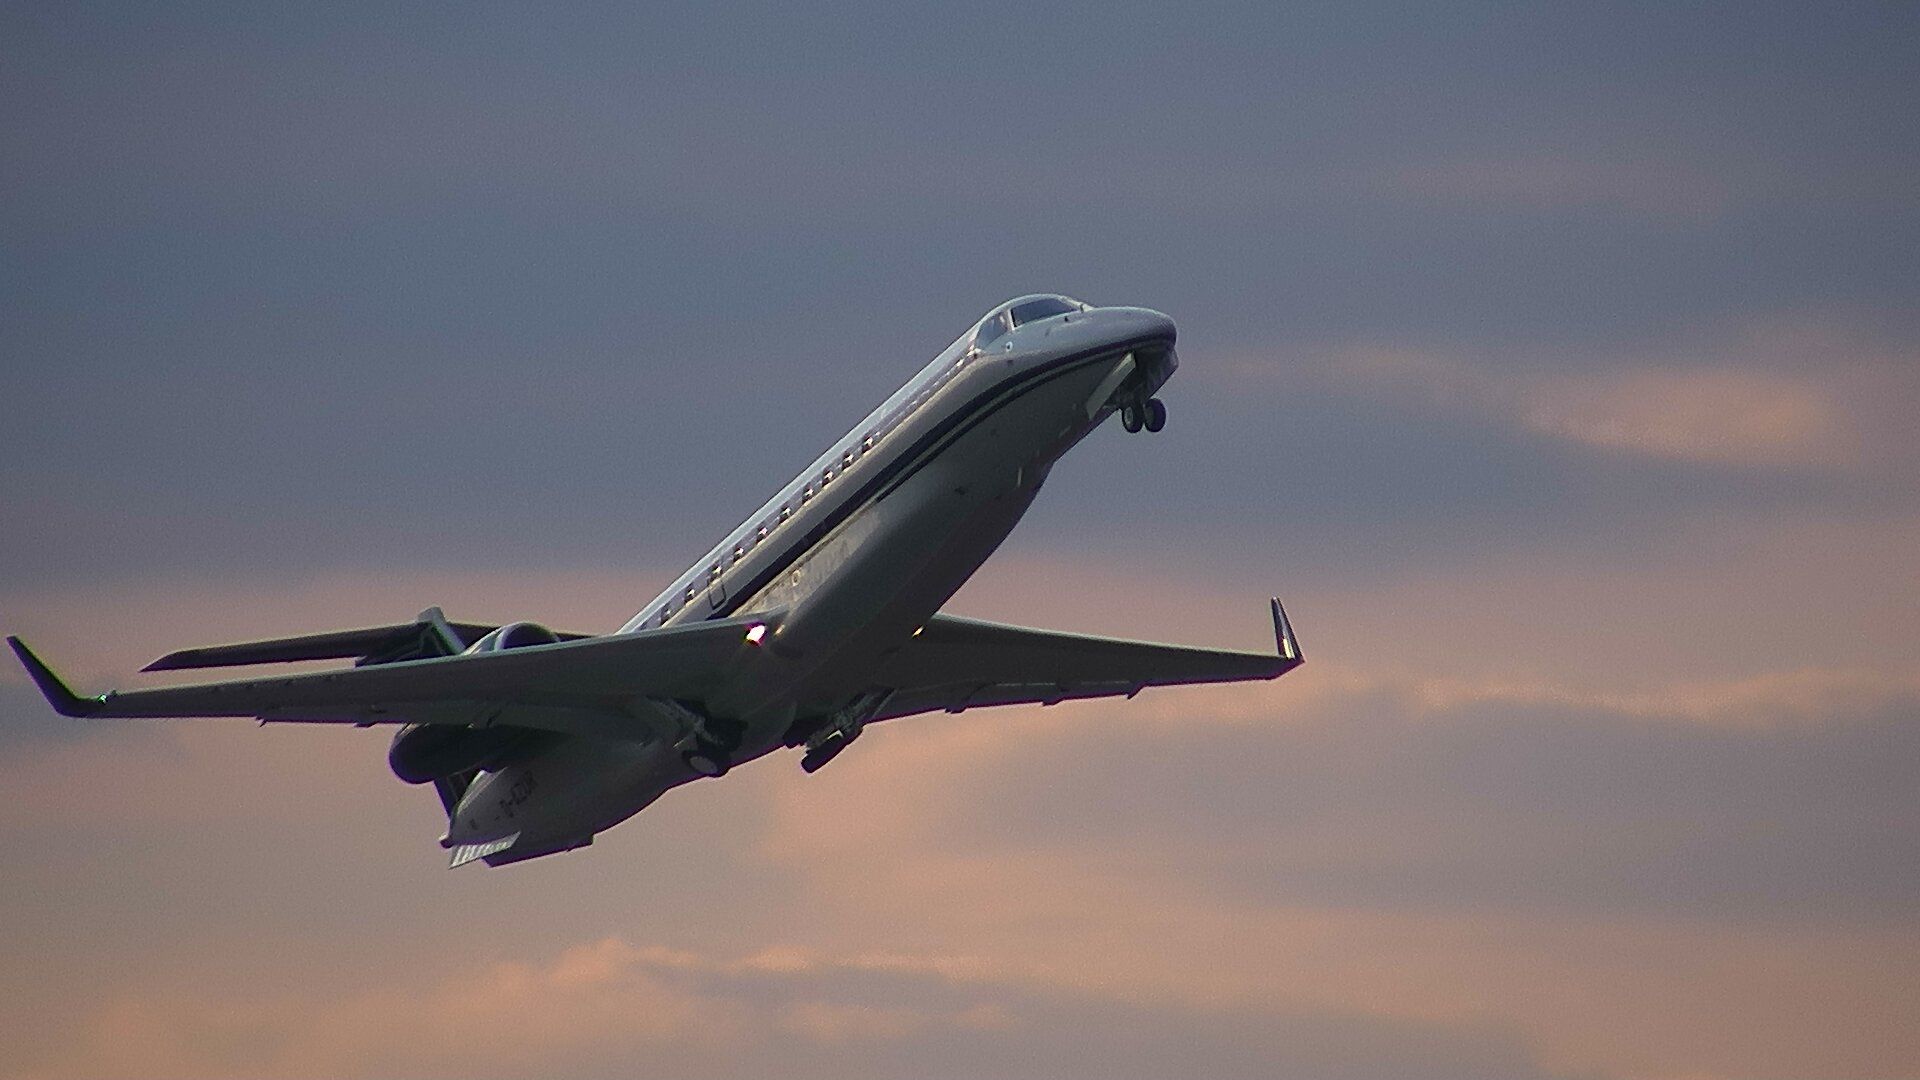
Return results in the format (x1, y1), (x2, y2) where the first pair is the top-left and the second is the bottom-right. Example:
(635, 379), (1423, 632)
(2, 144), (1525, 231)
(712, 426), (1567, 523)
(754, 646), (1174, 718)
(11, 295), (1302, 868)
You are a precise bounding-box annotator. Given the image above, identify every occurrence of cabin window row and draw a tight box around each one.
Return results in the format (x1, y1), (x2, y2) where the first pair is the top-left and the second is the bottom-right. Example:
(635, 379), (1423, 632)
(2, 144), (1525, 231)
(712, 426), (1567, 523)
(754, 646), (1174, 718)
(651, 354), (973, 626)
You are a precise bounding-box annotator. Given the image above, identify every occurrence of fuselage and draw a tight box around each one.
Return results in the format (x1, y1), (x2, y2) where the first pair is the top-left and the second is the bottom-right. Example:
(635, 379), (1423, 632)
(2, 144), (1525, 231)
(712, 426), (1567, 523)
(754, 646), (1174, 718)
(448, 297), (1177, 864)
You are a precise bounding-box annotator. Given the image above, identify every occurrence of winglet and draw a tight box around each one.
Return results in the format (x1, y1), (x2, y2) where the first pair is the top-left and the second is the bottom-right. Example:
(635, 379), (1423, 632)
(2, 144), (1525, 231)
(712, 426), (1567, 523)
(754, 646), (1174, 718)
(7, 636), (107, 718)
(1270, 599), (1302, 664)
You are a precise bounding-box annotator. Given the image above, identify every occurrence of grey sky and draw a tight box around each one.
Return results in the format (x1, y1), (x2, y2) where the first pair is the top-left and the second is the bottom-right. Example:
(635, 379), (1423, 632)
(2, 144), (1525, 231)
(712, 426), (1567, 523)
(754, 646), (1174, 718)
(6, 3), (1917, 591)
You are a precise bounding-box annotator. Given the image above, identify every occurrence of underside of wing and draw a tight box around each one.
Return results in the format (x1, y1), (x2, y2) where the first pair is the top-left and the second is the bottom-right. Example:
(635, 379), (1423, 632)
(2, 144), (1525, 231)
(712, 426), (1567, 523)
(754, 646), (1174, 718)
(867, 599), (1302, 721)
(8, 614), (777, 739)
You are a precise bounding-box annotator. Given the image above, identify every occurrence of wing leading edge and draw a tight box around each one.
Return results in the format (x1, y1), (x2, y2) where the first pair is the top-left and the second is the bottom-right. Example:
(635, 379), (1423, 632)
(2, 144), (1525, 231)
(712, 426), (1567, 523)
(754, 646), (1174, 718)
(869, 598), (1303, 721)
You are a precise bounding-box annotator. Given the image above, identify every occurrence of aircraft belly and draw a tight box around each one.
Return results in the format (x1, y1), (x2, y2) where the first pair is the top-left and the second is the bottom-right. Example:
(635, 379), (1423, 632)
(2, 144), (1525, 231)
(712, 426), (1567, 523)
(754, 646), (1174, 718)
(447, 735), (681, 861)
(736, 354), (1122, 720)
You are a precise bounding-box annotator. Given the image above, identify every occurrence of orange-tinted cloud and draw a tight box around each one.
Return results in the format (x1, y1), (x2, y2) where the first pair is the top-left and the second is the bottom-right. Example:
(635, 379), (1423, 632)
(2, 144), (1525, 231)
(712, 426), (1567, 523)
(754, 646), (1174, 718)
(1205, 314), (1918, 474)
(4, 461), (1918, 1080)
(17, 936), (1561, 1080)
(1322, 347), (1854, 468)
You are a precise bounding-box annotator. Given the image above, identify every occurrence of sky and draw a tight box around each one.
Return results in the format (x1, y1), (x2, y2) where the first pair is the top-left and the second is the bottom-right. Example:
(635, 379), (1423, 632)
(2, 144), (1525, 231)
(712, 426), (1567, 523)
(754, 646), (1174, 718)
(2, 3), (1917, 1078)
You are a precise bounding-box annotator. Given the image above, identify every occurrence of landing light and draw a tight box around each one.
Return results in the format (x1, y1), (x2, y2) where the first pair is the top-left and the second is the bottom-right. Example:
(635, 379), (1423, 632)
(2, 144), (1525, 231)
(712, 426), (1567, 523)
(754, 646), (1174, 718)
(745, 624), (767, 646)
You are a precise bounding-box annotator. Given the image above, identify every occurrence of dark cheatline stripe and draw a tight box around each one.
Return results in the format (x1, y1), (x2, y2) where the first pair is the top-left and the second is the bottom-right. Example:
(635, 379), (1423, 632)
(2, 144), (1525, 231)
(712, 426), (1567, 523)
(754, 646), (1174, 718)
(707, 334), (1166, 620)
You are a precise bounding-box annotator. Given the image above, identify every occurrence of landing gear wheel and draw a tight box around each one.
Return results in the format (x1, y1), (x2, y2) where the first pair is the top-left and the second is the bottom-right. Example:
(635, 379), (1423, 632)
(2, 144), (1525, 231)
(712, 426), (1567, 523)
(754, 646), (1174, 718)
(683, 744), (731, 778)
(1120, 401), (1144, 433)
(1143, 397), (1167, 433)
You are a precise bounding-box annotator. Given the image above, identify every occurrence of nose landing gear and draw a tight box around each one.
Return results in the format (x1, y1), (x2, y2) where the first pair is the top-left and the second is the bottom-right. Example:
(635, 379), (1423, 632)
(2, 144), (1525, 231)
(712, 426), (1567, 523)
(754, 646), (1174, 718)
(1120, 397), (1167, 433)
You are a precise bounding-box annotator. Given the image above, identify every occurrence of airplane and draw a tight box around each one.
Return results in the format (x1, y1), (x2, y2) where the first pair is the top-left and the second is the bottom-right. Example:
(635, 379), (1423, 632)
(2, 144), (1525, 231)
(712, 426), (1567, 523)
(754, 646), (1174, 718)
(9, 294), (1303, 868)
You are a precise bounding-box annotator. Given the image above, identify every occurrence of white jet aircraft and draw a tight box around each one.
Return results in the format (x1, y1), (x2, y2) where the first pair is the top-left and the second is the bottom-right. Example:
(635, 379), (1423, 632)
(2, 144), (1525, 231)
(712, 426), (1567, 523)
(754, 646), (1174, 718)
(11, 295), (1302, 867)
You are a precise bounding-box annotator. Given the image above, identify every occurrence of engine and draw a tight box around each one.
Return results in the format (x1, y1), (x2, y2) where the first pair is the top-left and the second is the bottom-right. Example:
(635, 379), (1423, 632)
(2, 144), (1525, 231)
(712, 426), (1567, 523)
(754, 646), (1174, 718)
(388, 620), (559, 783)
(462, 620), (560, 653)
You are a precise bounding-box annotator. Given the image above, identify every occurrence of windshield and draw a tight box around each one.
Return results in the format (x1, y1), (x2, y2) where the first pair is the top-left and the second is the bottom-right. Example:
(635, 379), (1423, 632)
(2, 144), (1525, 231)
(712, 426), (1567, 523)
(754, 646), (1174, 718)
(974, 311), (1011, 349)
(1009, 296), (1079, 326)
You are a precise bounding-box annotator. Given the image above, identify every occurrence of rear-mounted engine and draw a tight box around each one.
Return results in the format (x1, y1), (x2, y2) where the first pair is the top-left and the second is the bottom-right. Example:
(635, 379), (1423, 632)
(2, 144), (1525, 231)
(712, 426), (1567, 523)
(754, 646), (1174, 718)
(461, 621), (560, 653)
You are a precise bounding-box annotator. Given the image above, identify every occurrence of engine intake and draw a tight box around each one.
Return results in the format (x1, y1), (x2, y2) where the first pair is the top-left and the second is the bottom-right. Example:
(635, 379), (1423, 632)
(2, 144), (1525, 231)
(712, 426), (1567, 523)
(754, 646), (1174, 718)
(462, 621), (560, 653)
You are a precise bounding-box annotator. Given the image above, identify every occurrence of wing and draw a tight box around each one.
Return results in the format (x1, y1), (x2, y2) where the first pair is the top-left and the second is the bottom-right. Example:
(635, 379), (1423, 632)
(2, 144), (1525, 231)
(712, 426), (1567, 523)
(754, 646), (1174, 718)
(868, 599), (1302, 721)
(8, 615), (775, 740)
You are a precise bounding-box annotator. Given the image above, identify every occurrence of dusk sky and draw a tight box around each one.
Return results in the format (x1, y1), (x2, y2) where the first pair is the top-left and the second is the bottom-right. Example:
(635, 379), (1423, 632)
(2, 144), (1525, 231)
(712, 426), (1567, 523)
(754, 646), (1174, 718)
(3, 4), (1918, 1079)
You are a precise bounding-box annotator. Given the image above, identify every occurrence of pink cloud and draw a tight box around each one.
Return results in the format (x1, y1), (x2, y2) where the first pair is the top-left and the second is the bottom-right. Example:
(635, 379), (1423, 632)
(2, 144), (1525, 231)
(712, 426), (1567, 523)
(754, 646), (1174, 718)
(4, 487), (1917, 1080)
(16, 936), (1560, 1080)
(1202, 314), (1919, 474)
(1324, 346), (1855, 468)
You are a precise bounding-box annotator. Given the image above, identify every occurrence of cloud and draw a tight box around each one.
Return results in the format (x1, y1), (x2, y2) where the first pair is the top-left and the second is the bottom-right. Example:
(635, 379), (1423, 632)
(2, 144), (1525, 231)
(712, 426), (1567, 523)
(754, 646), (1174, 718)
(18, 937), (1559, 1080)
(1401, 666), (1920, 727)
(744, 666), (1920, 1080)
(823, 661), (1920, 925)
(1320, 345), (1855, 469)
(1521, 367), (1847, 466)
(1195, 313), (1920, 488)
(2, 553), (1916, 1080)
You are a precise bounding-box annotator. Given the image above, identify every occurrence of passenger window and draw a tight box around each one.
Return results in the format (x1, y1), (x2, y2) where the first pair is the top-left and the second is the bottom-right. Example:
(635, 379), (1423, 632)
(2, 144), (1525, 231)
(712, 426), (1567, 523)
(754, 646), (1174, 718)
(842, 450), (855, 468)
(801, 485), (813, 503)
(821, 468), (834, 485)
(756, 526), (769, 540)
(708, 564), (721, 581)
(685, 585), (697, 601)
(780, 504), (792, 520)
(732, 544), (744, 559)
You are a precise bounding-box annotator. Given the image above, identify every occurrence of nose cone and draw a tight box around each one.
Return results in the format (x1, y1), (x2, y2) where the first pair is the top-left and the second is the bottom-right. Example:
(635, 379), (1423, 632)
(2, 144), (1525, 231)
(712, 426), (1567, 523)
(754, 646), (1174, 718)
(1096, 305), (1177, 348)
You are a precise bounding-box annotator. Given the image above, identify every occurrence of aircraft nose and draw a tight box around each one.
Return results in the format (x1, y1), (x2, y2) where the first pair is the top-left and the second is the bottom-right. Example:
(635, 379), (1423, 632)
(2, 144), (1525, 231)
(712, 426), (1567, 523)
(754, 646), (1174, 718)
(1100, 305), (1177, 346)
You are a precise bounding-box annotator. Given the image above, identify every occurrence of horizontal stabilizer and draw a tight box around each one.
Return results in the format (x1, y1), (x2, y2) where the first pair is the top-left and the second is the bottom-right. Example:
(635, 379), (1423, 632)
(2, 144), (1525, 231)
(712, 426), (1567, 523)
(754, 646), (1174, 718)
(449, 833), (519, 868)
(142, 612), (589, 671)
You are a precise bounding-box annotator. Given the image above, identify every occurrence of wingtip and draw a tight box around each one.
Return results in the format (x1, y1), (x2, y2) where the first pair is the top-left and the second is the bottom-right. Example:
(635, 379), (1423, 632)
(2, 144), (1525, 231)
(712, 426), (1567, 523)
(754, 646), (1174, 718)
(1269, 599), (1302, 664)
(7, 636), (106, 718)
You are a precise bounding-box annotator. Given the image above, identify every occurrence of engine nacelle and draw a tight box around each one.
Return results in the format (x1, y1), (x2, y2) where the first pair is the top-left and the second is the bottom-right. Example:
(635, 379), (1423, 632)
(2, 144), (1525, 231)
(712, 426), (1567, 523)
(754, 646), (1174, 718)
(387, 621), (558, 784)
(388, 722), (536, 784)
(462, 620), (560, 653)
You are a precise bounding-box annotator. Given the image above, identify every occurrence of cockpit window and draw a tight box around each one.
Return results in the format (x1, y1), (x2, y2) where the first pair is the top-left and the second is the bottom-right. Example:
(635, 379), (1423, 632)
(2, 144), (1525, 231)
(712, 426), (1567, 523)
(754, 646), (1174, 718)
(1009, 297), (1078, 326)
(974, 311), (1010, 349)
